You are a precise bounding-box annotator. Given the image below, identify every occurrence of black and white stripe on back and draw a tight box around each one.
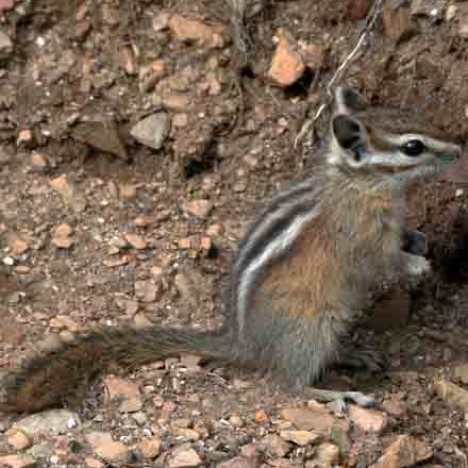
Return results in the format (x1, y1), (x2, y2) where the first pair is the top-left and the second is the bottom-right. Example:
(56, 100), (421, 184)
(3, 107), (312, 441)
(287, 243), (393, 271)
(232, 176), (323, 332)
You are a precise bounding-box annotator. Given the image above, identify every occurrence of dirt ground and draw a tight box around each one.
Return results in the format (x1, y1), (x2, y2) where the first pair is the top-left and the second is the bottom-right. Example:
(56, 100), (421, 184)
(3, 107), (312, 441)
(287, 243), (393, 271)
(0, 0), (468, 467)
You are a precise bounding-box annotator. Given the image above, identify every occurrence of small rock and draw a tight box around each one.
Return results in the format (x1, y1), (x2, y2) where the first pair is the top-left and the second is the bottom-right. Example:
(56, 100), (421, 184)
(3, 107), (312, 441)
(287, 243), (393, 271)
(125, 233), (147, 250)
(370, 435), (433, 467)
(0, 0), (14, 14)
(229, 415), (243, 428)
(218, 457), (257, 468)
(50, 314), (80, 332)
(434, 379), (468, 411)
(17, 129), (34, 147)
(269, 30), (305, 87)
(331, 419), (350, 458)
(162, 93), (190, 110)
(173, 427), (200, 441)
(169, 14), (226, 48)
(184, 199), (212, 218)
(30, 152), (50, 171)
(262, 434), (291, 458)
(6, 429), (32, 450)
(303, 43), (325, 70)
(178, 238), (192, 250)
(14, 410), (80, 437)
(383, 0), (413, 41)
(134, 312), (153, 328)
(411, 0), (445, 18)
(119, 184), (137, 199)
(50, 175), (87, 213)
(0, 28), (13, 58)
(281, 405), (334, 435)
(382, 393), (406, 417)
(8, 236), (29, 257)
(314, 443), (340, 466)
(345, 0), (374, 20)
(0, 454), (36, 468)
(71, 120), (128, 160)
(454, 364), (468, 384)
(135, 280), (161, 302)
(135, 215), (155, 227)
(168, 445), (202, 467)
(459, 18), (468, 39)
(94, 441), (130, 465)
(14, 266), (31, 275)
(279, 430), (320, 446)
(52, 223), (73, 249)
(130, 112), (170, 150)
(103, 376), (142, 412)
(84, 458), (105, 468)
(118, 45), (138, 75)
(152, 12), (170, 32)
(150, 265), (164, 277)
(85, 432), (114, 449)
(138, 437), (162, 459)
(254, 409), (270, 424)
(348, 405), (387, 433)
(180, 353), (202, 372)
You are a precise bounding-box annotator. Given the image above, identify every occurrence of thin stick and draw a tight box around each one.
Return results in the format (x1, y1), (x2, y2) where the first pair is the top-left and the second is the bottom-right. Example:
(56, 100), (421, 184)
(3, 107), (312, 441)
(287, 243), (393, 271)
(294, 0), (385, 148)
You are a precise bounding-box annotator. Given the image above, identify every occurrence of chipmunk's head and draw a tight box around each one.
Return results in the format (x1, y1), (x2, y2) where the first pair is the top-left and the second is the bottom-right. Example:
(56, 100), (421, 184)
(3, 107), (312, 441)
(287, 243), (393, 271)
(327, 87), (462, 189)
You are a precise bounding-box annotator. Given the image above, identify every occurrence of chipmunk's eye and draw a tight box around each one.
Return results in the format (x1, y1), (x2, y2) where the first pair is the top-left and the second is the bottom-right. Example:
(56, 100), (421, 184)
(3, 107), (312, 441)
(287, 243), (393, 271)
(400, 139), (426, 157)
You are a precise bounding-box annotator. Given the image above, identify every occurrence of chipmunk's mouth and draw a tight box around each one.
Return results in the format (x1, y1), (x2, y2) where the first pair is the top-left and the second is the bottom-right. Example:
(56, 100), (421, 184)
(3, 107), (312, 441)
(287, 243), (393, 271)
(438, 154), (459, 165)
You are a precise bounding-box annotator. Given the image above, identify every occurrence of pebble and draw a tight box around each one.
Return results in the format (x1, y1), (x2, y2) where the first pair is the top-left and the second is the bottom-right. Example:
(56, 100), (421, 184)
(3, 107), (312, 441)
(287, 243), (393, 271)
(0, 28), (13, 58)
(434, 379), (468, 411)
(454, 364), (468, 384)
(281, 404), (334, 435)
(103, 376), (143, 412)
(125, 233), (147, 250)
(84, 457), (105, 468)
(119, 184), (137, 199)
(218, 457), (258, 468)
(49, 175), (87, 213)
(168, 445), (203, 467)
(169, 14), (226, 48)
(130, 112), (171, 150)
(138, 437), (162, 459)
(71, 120), (128, 160)
(370, 435), (433, 467)
(134, 280), (161, 302)
(348, 405), (388, 433)
(152, 12), (170, 32)
(5, 428), (32, 450)
(314, 443), (340, 466)
(8, 237), (29, 257)
(14, 409), (80, 437)
(261, 434), (291, 458)
(269, 30), (305, 87)
(279, 430), (321, 446)
(254, 409), (269, 424)
(0, 454), (36, 468)
(94, 441), (130, 464)
(85, 431), (114, 449)
(382, 0), (413, 41)
(52, 223), (74, 249)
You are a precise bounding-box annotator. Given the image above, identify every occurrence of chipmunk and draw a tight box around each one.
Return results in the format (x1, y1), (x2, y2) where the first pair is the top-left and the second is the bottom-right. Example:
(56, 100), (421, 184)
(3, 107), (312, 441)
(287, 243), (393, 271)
(0, 88), (462, 414)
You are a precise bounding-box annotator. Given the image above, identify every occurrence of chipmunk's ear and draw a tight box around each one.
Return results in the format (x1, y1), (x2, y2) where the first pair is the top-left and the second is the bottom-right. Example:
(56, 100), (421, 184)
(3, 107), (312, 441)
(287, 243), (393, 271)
(334, 87), (360, 115)
(331, 114), (369, 162)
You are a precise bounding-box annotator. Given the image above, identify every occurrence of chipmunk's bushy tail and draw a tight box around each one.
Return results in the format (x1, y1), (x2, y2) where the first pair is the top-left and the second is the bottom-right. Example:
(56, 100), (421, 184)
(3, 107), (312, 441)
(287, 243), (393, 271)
(0, 326), (228, 414)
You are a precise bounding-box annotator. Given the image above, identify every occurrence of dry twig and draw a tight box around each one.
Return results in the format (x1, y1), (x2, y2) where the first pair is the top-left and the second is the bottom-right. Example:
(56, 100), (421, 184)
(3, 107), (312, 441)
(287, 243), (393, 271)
(294, 0), (385, 148)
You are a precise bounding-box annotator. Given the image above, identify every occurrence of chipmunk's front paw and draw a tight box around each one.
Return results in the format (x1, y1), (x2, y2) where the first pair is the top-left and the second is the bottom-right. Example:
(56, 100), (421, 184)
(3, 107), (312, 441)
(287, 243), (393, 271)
(405, 254), (432, 277)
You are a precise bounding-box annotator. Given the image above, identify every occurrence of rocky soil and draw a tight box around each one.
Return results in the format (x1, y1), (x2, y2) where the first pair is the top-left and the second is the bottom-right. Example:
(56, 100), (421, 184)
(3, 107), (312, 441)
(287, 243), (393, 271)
(0, 0), (468, 466)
